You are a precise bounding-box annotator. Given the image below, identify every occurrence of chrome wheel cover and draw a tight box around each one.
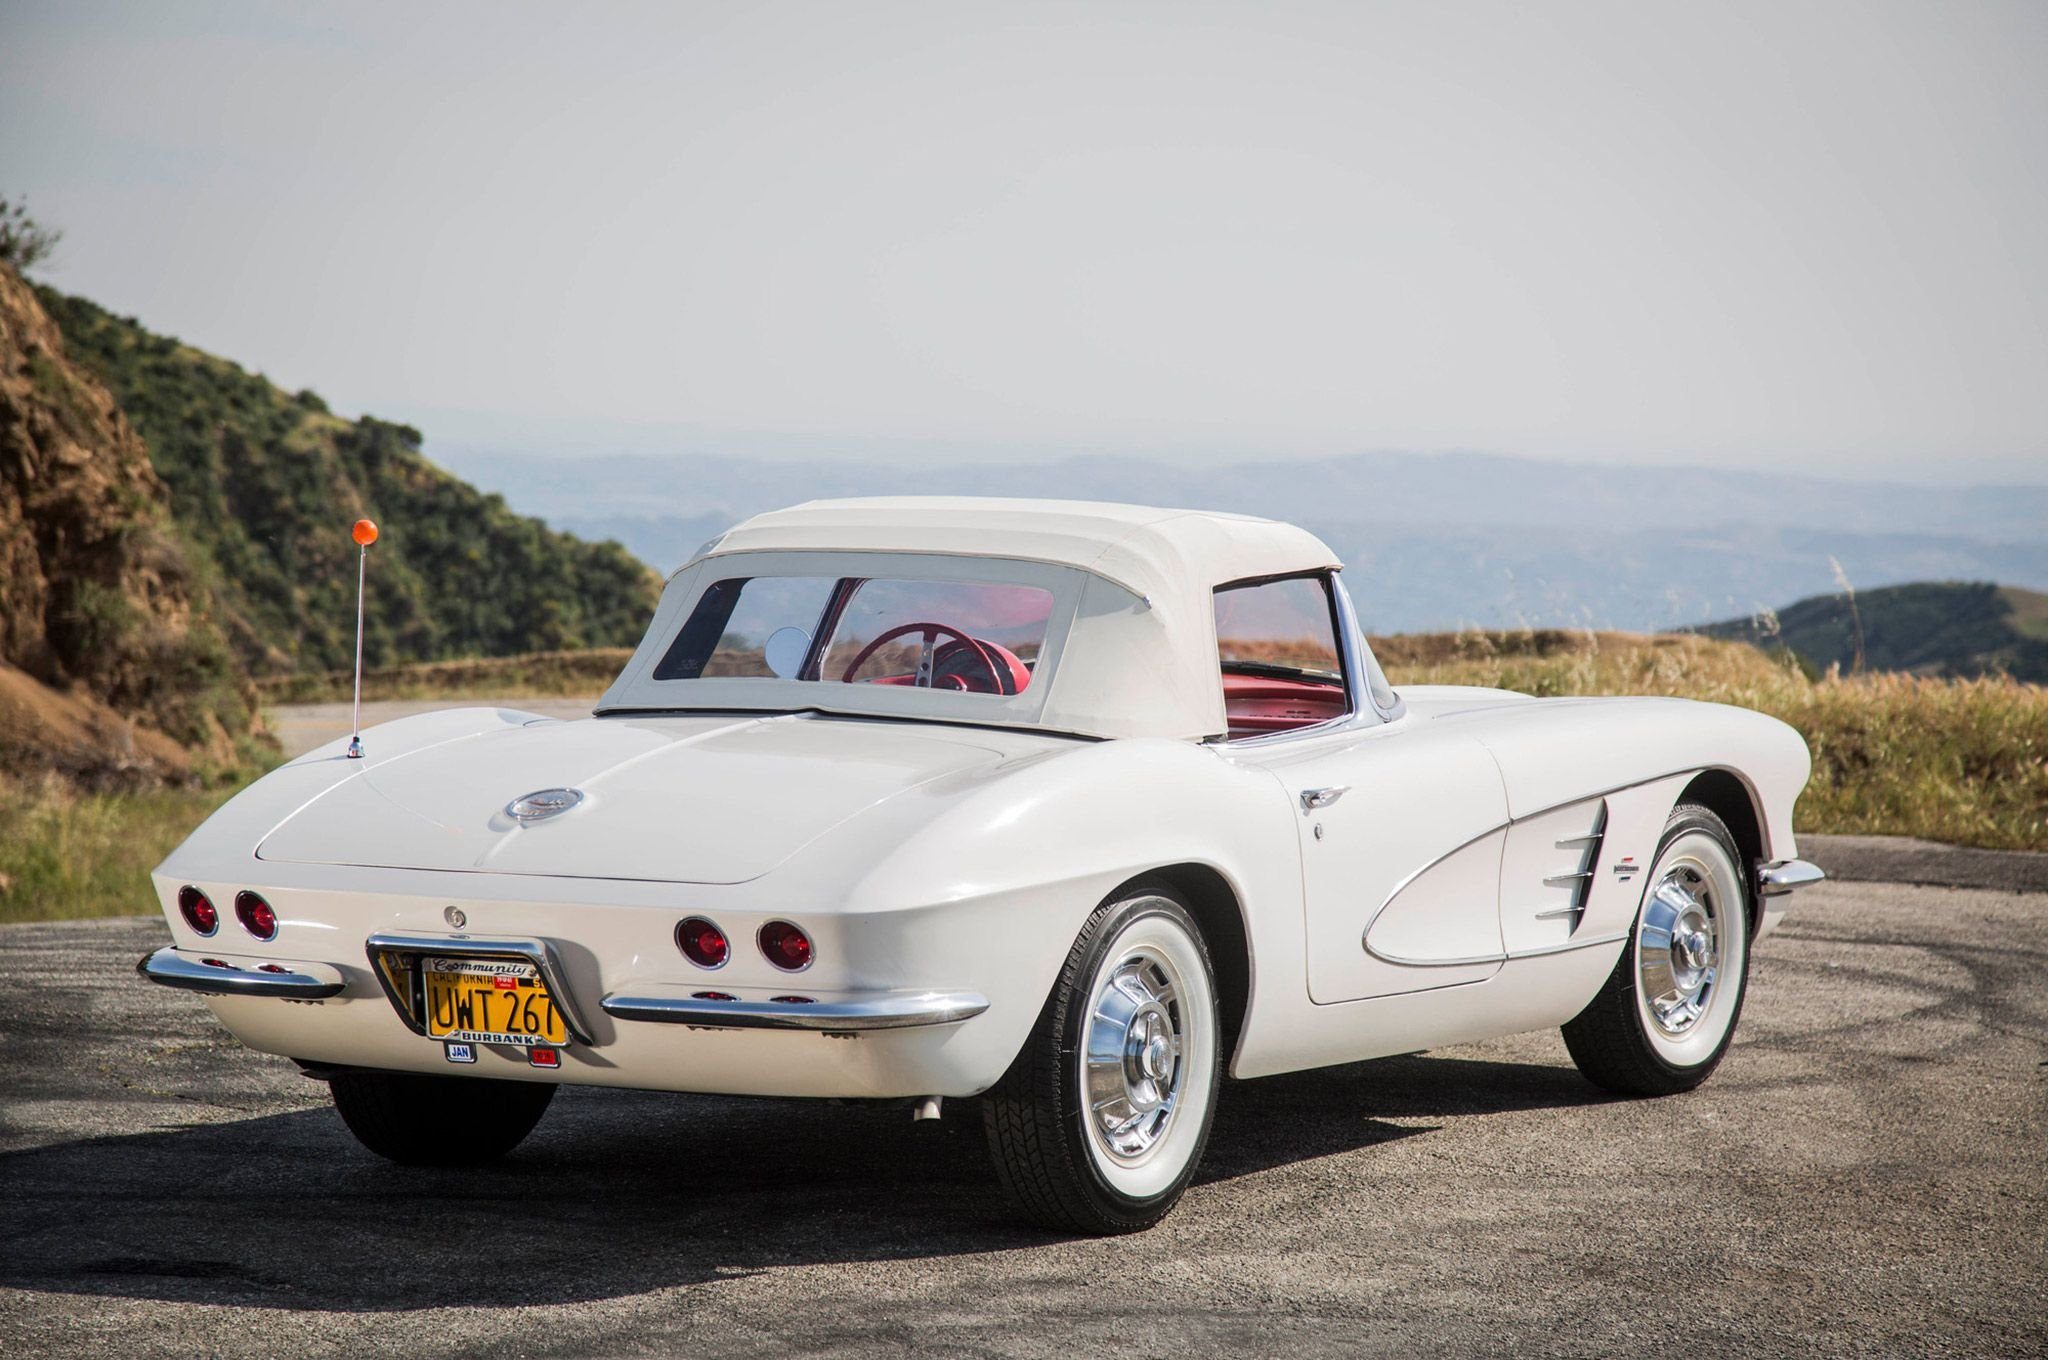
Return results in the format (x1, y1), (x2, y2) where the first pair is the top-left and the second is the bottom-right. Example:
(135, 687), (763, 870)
(1082, 945), (1187, 1164)
(1638, 856), (1720, 1035)
(1630, 826), (1748, 1070)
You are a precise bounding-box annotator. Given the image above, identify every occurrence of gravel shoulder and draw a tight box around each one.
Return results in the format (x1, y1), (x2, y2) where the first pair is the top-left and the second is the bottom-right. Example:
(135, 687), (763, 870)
(3, 878), (2045, 1358)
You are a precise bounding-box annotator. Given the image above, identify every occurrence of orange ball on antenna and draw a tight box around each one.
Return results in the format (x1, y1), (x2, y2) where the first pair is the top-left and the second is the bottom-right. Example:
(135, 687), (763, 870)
(351, 519), (379, 546)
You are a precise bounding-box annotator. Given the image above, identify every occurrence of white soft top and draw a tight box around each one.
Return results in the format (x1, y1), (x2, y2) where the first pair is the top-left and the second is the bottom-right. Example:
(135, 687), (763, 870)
(605, 497), (1352, 740)
(689, 497), (1341, 602)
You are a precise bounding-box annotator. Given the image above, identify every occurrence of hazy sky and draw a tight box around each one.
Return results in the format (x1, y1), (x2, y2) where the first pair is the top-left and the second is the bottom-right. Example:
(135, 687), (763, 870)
(4, 1), (2045, 483)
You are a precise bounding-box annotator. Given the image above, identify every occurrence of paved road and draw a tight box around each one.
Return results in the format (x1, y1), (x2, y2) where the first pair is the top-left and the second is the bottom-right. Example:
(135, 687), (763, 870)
(2, 878), (2044, 1359)
(1802, 833), (2048, 895)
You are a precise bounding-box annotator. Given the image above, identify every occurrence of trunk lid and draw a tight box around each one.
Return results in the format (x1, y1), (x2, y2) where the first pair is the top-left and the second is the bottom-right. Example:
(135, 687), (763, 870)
(257, 713), (1011, 883)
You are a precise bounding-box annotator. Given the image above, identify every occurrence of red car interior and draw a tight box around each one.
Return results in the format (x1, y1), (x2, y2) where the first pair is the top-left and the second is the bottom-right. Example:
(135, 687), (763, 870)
(844, 624), (1032, 695)
(1221, 672), (1347, 738)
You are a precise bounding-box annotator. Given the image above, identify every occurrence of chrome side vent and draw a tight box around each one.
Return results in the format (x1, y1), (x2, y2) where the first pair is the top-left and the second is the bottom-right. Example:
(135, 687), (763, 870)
(1535, 802), (1607, 925)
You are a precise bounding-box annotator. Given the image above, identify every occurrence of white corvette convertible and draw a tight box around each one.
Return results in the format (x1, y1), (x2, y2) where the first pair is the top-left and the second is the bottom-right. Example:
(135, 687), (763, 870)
(143, 498), (1822, 1232)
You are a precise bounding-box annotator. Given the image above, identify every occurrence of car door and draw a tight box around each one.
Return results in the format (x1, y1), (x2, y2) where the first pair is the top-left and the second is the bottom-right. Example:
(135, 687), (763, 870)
(1243, 725), (1509, 1002)
(1208, 571), (1511, 1004)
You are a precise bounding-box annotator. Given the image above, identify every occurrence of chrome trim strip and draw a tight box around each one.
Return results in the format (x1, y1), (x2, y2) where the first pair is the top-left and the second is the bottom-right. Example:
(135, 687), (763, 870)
(136, 946), (343, 1000)
(1758, 859), (1826, 896)
(1365, 797), (1615, 966)
(363, 931), (596, 1045)
(1366, 930), (1629, 969)
(1360, 944), (1499, 967)
(1214, 709), (1368, 749)
(1508, 930), (1629, 960)
(1332, 574), (1404, 722)
(601, 990), (990, 1031)
(1359, 820), (1506, 957)
(1332, 572), (1369, 721)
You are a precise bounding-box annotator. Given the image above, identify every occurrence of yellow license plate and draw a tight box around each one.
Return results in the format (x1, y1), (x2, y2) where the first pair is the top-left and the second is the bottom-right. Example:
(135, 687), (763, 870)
(424, 957), (566, 1048)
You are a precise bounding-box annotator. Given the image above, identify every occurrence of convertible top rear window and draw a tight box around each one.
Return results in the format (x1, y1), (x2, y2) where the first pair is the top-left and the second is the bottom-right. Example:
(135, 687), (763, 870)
(655, 575), (1055, 696)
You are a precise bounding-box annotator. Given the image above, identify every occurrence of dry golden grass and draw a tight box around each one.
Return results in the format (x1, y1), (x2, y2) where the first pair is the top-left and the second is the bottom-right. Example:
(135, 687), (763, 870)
(1379, 630), (2048, 851)
(257, 649), (635, 703)
(0, 773), (235, 924)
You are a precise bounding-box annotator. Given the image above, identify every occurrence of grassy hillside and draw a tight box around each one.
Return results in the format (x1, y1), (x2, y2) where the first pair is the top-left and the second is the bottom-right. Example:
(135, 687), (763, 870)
(34, 287), (661, 677)
(1697, 581), (2048, 683)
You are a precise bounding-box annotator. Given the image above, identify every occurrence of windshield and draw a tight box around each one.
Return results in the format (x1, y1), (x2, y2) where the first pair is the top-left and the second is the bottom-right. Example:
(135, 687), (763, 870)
(653, 575), (1055, 696)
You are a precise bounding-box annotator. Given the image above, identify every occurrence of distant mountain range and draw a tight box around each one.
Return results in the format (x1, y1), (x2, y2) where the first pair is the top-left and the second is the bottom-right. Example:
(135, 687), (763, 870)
(1698, 582), (2048, 683)
(438, 449), (2048, 634)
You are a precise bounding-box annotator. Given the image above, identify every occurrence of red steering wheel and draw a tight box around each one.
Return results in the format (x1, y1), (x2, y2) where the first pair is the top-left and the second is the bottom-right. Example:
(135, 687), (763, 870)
(840, 621), (1027, 695)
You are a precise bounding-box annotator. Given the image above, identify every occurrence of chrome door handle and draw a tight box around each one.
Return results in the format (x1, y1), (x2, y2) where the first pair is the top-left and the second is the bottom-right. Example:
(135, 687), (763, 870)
(1300, 786), (1349, 811)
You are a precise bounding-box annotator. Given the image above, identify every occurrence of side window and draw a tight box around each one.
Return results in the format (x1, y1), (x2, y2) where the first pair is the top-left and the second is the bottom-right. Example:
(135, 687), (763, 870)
(1213, 575), (1351, 739)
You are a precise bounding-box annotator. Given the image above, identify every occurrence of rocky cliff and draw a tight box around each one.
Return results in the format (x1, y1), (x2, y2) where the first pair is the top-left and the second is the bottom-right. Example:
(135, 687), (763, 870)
(0, 264), (254, 782)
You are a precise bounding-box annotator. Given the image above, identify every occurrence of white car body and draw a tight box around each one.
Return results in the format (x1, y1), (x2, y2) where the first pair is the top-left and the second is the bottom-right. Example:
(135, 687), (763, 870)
(144, 498), (1821, 1106)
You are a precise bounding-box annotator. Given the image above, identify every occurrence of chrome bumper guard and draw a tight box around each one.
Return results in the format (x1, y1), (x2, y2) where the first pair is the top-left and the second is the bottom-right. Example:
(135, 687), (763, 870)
(1758, 859), (1827, 897)
(137, 946), (345, 1000)
(602, 988), (990, 1032)
(364, 931), (597, 1045)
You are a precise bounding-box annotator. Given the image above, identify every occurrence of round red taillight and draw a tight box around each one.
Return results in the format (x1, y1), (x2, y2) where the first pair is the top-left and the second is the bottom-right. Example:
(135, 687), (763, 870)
(234, 890), (278, 941)
(691, 990), (737, 1002)
(177, 885), (218, 936)
(758, 921), (813, 972)
(675, 917), (730, 969)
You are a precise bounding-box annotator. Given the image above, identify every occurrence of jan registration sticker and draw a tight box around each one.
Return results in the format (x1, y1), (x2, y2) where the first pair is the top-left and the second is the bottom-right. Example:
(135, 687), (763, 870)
(444, 1041), (477, 1064)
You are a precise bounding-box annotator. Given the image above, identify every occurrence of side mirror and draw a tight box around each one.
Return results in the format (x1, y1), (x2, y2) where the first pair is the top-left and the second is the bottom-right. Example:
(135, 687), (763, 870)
(763, 627), (811, 679)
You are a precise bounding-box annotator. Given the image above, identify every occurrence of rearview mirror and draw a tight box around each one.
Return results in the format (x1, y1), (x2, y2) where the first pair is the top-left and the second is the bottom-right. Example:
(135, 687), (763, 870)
(764, 626), (811, 679)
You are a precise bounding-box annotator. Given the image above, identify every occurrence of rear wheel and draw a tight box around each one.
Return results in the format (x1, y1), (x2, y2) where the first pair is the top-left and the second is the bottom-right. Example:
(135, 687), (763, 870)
(1563, 803), (1752, 1096)
(983, 886), (1221, 1234)
(328, 1070), (556, 1165)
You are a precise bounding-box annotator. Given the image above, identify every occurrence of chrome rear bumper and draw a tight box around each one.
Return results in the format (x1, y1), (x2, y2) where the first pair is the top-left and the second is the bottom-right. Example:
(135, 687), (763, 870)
(137, 946), (345, 999)
(602, 988), (989, 1031)
(1758, 858), (1827, 896)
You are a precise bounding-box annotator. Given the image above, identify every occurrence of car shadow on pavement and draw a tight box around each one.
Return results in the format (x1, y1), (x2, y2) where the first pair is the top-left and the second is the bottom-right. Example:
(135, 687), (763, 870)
(0, 1053), (1601, 1312)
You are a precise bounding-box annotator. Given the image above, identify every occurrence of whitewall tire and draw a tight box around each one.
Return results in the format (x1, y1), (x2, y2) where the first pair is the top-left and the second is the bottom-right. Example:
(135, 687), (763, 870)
(1562, 804), (1753, 1096)
(983, 886), (1221, 1233)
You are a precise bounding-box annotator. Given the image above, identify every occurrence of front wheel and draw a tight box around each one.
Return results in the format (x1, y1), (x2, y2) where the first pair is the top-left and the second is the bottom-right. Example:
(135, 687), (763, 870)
(1563, 803), (1753, 1096)
(983, 886), (1222, 1234)
(329, 1069), (556, 1165)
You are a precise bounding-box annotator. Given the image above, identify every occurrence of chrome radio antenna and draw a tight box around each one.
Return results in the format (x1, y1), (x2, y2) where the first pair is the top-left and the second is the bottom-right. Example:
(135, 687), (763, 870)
(346, 517), (378, 759)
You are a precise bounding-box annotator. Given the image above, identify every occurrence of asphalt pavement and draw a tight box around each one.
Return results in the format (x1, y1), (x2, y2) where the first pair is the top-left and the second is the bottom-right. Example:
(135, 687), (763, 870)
(1, 864), (2043, 1357)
